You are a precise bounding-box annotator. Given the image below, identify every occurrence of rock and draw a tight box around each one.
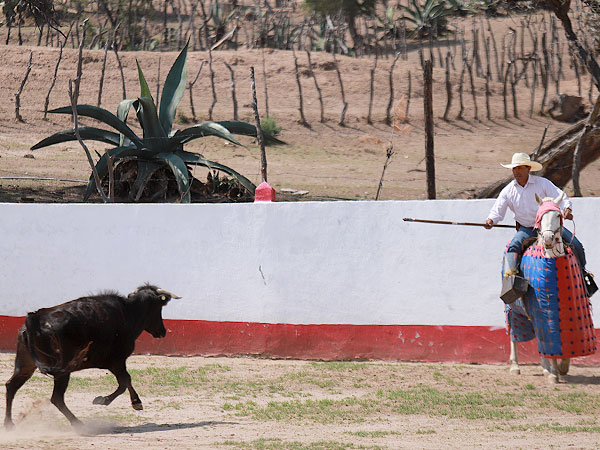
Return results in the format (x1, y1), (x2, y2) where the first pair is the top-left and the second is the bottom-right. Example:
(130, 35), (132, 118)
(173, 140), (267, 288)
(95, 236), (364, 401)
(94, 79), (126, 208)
(546, 94), (587, 122)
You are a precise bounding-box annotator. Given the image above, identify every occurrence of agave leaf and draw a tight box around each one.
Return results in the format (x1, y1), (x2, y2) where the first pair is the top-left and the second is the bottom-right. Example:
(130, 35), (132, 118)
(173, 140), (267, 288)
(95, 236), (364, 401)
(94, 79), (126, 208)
(136, 60), (154, 101)
(31, 127), (121, 150)
(215, 120), (287, 146)
(117, 99), (137, 122)
(49, 105), (144, 149)
(132, 160), (163, 201)
(83, 147), (149, 200)
(155, 152), (191, 203)
(159, 41), (189, 135)
(169, 122), (242, 148)
(116, 99), (137, 146)
(137, 96), (168, 150)
(177, 150), (256, 195)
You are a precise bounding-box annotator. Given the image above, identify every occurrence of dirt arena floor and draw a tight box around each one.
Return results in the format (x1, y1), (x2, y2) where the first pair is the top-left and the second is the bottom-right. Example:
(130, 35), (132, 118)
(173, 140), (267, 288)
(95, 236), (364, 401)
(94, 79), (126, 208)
(1, 353), (600, 449)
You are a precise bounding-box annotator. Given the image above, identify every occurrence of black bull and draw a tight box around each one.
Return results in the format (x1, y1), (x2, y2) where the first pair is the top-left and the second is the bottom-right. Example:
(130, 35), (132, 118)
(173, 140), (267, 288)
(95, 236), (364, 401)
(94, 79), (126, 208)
(4, 284), (180, 430)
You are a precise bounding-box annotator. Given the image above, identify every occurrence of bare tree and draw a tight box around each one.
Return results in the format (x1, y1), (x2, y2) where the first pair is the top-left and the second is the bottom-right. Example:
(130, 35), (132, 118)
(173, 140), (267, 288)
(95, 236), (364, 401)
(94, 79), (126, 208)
(223, 61), (239, 120)
(306, 50), (325, 123)
(189, 61), (205, 121)
(332, 53), (348, 126)
(15, 51), (33, 122)
(572, 94), (600, 196)
(292, 49), (309, 127)
(385, 53), (400, 125)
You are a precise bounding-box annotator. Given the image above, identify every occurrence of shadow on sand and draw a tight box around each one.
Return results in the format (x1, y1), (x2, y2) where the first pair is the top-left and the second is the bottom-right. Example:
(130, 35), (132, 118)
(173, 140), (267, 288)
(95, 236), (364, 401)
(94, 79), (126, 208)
(81, 420), (238, 436)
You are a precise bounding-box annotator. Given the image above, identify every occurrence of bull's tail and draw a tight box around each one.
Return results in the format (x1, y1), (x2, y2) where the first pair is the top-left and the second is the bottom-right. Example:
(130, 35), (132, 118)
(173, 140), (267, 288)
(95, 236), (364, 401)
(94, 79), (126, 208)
(24, 313), (92, 376)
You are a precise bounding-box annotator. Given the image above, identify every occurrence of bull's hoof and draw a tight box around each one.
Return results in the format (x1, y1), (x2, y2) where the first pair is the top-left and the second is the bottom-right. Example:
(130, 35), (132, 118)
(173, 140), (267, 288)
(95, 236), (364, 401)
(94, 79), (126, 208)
(4, 420), (15, 431)
(92, 396), (109, 406)
(132, 400), (143, 411)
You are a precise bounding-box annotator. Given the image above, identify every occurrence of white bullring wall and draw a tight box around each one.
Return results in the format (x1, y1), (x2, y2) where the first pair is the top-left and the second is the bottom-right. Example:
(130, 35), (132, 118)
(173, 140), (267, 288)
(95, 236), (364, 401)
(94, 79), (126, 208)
(1, 198), (598, 328)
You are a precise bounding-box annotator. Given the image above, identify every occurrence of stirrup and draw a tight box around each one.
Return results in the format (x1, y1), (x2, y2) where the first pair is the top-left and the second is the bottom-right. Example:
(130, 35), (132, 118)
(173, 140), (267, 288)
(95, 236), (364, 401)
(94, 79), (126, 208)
(584, 271), (598, 298)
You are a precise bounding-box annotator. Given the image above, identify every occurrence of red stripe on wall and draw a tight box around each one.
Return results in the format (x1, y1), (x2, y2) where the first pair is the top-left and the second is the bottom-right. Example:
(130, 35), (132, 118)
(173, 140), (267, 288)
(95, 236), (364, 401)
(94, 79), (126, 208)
(1, 315), (599, 365)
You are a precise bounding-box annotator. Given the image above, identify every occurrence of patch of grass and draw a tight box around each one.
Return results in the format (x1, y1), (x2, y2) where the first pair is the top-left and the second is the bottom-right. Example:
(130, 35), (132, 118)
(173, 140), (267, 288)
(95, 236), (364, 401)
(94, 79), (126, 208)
(505, 422), (600, 433)
(432, 370), (461, 386)
(128, 364), (231, 391)
(345, 430), (402, 438)
(221, 438), (383, 449)
(223, 397), (378, 424)
(68, 374), (115, 390)
(381, 386), (521, 420)
(310, 361), (369, 371)
(280, 370), (336, 389)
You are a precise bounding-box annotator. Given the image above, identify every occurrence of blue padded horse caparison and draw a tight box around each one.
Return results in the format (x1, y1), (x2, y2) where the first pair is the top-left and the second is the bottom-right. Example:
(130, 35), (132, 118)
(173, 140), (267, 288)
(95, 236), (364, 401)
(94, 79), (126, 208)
(505, 245), (596, 359)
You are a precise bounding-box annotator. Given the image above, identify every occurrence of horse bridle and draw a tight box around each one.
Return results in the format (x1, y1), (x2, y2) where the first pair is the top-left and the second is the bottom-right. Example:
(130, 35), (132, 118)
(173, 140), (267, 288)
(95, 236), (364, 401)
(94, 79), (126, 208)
(538, 210), (565, 257)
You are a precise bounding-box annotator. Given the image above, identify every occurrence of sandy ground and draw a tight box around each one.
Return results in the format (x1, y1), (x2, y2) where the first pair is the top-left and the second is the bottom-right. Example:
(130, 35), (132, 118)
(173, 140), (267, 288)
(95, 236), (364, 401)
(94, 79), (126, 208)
(2, 12), (600, 203)
(1, 353), (600, 449)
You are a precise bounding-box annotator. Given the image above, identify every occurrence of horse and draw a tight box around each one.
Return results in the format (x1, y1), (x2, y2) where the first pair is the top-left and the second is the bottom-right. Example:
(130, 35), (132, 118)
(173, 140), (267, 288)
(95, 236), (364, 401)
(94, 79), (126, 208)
(505, 193), (596, 383)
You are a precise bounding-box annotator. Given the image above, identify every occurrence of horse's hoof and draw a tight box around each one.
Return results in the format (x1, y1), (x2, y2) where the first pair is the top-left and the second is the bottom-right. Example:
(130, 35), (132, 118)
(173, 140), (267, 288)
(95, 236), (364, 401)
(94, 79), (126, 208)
(558, 360), (570, 376)
(4, 420), (15, 431)
(547, 374), (559, 384)
(509, 366), (520, 375)
(132, 401), (143, 411)
(92, 396), (107, 406)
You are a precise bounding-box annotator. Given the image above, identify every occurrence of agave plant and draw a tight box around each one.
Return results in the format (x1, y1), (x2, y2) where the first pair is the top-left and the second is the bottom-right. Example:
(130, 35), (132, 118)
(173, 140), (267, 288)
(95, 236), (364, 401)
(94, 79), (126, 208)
(400, 0), (459, 39)
(32, 42), (284, 202)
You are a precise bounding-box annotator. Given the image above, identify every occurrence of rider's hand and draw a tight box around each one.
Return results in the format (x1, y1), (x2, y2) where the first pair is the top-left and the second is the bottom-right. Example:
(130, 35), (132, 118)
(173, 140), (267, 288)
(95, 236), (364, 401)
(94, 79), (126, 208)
(563, 208), (573, 220)
(484, 218), (494, 230)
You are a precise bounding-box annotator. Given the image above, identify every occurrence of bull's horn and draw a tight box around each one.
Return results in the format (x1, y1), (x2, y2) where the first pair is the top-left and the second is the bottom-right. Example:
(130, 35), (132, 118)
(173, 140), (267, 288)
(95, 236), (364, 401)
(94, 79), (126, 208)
(156, 288), (181, 299)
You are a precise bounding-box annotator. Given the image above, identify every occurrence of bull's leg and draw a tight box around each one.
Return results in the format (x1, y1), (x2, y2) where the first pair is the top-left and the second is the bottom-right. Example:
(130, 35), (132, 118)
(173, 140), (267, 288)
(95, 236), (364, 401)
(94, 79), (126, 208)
(4, 339), (37, 429)
(51, 374), (84, 428)
(509, 341), (520, 375)
(93, 364), (142, 410)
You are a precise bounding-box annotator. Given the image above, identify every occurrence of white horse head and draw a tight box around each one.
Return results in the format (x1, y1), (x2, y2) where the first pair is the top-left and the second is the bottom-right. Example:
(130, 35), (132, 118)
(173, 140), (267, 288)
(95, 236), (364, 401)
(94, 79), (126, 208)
(535, 193), (565, 257)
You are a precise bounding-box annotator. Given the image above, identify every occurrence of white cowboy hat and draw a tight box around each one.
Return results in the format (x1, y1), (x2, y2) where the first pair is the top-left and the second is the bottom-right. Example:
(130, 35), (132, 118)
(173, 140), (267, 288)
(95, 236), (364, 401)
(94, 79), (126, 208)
(501, 152), (543, 171)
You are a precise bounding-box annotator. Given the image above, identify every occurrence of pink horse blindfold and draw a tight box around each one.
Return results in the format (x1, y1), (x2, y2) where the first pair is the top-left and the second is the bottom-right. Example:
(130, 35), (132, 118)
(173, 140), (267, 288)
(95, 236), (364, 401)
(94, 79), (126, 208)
(535, 201), (563, 229)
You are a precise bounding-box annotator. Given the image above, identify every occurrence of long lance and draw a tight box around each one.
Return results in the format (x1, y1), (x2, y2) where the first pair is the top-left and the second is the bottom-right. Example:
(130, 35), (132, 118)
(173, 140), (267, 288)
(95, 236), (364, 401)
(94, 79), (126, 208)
(403, 218), (514, 228)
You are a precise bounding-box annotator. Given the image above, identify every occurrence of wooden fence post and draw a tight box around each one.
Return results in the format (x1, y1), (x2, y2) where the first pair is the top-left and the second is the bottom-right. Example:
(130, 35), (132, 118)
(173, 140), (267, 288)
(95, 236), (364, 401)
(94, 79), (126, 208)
(250, 67), (268, 183)
(423, 59), (435, 200)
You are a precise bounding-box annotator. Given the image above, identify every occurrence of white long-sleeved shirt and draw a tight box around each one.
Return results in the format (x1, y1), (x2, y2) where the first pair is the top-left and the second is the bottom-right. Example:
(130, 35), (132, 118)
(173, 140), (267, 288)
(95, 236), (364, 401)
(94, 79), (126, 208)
(487, 175), (572, 228)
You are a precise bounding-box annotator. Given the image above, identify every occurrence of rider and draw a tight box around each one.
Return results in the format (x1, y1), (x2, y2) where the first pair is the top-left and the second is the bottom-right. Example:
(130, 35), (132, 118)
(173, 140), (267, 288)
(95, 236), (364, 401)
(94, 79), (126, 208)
(484, 152), (593, 295)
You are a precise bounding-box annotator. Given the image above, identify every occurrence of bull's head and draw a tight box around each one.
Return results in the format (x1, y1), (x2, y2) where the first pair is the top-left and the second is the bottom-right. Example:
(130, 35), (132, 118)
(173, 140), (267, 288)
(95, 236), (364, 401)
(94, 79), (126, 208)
(129, 285), (181, 338)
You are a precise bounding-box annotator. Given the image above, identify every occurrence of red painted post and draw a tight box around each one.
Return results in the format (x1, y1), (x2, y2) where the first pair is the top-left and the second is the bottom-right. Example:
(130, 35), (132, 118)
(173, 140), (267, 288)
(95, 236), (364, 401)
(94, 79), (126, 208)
(254, 181), (276, 202)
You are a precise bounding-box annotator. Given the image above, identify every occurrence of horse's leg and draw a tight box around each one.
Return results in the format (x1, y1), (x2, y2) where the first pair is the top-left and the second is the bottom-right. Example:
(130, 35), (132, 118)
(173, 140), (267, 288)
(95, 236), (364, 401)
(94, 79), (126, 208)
(541, 357), (559, 384)
(509, 341), (520, 375)
(557, 358), (570, 376)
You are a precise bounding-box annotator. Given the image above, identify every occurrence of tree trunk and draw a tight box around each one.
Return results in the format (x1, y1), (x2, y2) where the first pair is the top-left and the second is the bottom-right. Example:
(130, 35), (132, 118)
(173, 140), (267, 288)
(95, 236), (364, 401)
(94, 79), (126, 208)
(472, 116), (600, 198)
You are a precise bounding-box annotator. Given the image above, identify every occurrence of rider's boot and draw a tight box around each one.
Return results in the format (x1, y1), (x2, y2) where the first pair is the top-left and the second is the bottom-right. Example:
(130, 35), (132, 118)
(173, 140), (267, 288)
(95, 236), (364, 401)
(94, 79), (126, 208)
(501, 252), (528, 304)
(503, 252), (521, 277)
(583, 270), (598, 298)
